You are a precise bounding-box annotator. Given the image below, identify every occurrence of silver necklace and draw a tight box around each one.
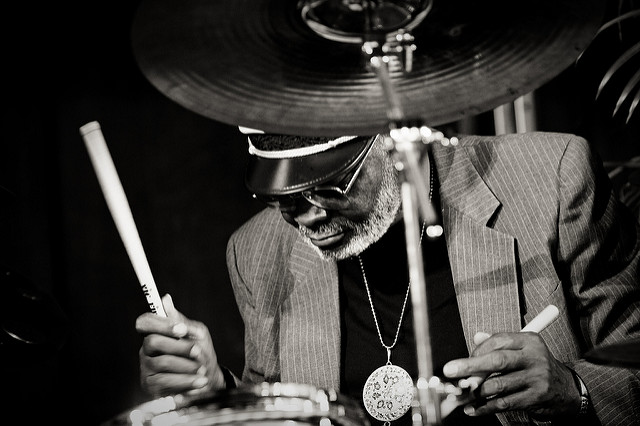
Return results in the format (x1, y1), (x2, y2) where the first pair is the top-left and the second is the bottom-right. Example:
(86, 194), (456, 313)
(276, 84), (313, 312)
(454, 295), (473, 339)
(358, 234), (418, 424)
(359, 161), (434, 424)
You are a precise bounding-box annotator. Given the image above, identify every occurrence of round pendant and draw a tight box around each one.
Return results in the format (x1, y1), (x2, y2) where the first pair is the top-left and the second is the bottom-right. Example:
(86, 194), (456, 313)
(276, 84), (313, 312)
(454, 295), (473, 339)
(362, 364), (415, 422)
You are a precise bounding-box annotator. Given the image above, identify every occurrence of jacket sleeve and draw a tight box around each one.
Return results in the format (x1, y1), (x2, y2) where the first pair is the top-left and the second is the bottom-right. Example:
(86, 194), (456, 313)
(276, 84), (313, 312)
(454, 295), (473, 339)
(225, 208), (299, 385)
(557, 136), (640, 424)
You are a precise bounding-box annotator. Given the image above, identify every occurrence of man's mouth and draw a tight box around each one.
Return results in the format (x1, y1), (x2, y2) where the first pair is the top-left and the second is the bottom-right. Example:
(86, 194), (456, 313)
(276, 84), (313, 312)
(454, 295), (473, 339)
(308, 231), (345, 248)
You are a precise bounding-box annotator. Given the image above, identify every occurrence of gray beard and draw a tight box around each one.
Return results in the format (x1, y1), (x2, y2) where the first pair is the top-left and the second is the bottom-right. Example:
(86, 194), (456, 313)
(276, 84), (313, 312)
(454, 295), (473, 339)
(297, 163), (401, 261)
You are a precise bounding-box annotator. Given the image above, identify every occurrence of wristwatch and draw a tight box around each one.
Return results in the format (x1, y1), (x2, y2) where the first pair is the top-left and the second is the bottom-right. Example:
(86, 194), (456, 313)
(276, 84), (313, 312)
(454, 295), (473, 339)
(569, 368), (590, 416)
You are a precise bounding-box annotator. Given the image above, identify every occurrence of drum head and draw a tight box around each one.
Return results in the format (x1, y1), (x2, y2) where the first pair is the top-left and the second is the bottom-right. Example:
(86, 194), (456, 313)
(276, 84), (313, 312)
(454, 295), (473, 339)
(105, 382), (368, 426)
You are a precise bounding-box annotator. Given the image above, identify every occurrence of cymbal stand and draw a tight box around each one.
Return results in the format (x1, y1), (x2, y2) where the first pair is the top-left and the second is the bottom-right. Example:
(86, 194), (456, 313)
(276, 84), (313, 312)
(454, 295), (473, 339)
(363, 36), (450, 426)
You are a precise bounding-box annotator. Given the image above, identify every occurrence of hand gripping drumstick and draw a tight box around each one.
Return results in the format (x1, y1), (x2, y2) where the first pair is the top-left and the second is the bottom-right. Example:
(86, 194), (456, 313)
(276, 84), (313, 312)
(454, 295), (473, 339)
(440, 305), (560, 418)
(461, 304), (560, 390)
(80, 121), (167, 317)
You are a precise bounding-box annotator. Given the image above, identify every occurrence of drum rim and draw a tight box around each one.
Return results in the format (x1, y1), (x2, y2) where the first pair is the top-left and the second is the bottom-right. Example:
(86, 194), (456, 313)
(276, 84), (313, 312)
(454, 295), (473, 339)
(105, 382), (368, 426)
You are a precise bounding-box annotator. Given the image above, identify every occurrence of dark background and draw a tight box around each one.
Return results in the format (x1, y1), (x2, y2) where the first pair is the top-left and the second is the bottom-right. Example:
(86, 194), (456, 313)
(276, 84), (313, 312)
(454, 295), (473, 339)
(1, 1), (638, 425)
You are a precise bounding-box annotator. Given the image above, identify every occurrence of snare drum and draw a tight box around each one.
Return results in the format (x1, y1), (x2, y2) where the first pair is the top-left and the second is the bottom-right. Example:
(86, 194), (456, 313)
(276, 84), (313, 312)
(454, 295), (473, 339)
(105, 382), (369, 425)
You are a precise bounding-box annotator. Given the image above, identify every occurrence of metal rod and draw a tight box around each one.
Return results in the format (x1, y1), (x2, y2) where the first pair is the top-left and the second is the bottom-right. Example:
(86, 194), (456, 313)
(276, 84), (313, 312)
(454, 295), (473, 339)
(365, 37), (442, 424)
(368, 54), (405, 122)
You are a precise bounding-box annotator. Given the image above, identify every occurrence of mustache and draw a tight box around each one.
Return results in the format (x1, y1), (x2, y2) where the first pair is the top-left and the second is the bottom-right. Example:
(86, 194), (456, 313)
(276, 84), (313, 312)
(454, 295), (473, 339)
(298, 218), (352, 238)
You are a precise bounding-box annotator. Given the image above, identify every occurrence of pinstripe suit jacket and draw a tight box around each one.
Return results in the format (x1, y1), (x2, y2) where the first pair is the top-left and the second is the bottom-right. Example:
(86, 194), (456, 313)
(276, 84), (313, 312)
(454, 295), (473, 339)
(226, 132), (640, 425)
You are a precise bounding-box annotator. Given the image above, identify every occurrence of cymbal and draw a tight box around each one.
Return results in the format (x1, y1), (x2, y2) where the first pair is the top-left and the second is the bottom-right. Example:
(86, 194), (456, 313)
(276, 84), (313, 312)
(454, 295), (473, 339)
(132, 0), (605, 137)
(585, 337), (640, 368)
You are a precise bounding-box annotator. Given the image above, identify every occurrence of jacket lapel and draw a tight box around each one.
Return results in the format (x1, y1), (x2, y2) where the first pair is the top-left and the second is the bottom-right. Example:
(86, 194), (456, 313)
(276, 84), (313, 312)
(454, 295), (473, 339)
(280, 238), (342, 389)
(432, 142), (522, 352)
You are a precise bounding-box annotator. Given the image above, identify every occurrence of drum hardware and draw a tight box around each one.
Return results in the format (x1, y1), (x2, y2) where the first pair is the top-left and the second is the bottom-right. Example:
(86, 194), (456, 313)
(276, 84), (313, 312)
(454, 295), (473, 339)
(104, 381), (483, 426)
(332, 4), (458, 423)
(103, 383), (370, 426)
(0, 267), (69, 364)
(132, 0), (605, 136)
(299, 0), (432, 46)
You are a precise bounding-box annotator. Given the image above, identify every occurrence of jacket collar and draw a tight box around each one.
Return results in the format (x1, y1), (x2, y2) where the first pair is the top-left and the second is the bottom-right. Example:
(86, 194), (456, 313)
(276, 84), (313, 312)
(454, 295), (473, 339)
(431, 139), (501, 227)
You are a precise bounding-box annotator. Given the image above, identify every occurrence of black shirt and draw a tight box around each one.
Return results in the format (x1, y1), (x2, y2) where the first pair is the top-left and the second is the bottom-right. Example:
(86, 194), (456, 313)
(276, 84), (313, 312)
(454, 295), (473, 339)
(338, 183), (499, 426)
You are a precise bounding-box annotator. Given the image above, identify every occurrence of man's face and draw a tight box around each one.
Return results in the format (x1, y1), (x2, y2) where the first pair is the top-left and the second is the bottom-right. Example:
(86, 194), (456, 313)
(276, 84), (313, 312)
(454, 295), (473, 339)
(282, 140), (401, 260)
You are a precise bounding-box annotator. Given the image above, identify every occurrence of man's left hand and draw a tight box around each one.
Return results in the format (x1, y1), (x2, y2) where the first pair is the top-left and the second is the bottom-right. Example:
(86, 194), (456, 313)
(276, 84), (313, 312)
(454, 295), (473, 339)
(442, 331), (582, 420)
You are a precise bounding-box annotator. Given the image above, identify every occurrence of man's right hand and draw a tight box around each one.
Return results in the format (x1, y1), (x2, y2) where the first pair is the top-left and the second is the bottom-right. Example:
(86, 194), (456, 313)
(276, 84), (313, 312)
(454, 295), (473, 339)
(136, 294), (226, 397)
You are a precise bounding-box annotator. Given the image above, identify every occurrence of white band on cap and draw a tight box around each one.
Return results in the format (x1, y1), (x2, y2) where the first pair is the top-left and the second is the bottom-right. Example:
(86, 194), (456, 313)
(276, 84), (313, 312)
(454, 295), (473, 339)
(247, 135), (359, 159)
(238, 126), (265, 135)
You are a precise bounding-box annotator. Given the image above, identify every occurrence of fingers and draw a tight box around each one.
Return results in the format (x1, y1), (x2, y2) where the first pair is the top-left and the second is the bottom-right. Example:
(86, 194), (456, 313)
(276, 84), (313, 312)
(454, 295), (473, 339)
(141, 352), (203, 375)
(139, 334), (212, 396)
(472, 332), (533, 355)
(141, 369), (210, 396)
(443, 332), (546, 379)
(443, 349), (520, 379)
(464, 391), (530, 417)
(137, 295), (223, 396)
(136, 294), (205, 341)
(443, 332), (537, 395)
(442, 331), (576, 418)
(475, 370), (529, 399)
(162, 294), (209, 341)
(162, 293), (183, 321)
(465, 331), (492, 387)
(473, 331), (491, 345)
(136, 313), (188, 338)
(463, 366), (561, 417)
(456, 372), (530, 417)
(141, 332), (199, 357)
(458, 368), (538, 417)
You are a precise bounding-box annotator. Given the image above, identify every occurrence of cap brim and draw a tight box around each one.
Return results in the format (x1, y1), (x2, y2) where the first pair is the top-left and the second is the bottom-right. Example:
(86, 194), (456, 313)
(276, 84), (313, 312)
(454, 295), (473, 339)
(245, 136), (375, 196)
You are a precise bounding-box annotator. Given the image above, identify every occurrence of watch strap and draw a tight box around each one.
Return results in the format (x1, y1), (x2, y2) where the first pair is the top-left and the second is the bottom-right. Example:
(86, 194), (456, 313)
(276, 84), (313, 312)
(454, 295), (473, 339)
(569, 368), (590, 416)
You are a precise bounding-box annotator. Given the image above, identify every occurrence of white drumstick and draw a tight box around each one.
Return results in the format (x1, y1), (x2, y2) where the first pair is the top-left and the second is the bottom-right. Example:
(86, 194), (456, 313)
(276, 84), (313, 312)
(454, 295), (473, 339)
(80, 121), (167, 317)
(521, 304), (559, 333)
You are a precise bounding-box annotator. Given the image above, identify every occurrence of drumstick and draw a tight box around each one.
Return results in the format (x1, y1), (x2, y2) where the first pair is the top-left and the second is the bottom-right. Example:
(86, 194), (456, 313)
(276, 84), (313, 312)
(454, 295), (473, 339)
(521, 304), (559, 333)
(79, 121), (167, 317)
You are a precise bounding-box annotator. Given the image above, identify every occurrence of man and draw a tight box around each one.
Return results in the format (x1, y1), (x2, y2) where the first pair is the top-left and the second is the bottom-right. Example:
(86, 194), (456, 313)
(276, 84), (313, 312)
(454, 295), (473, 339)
(136, 129), (640, 425)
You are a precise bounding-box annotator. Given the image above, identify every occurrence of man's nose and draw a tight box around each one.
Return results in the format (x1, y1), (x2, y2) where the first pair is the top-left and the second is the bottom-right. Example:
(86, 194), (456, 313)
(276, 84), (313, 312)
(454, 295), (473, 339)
(290, 202), (329, 228)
